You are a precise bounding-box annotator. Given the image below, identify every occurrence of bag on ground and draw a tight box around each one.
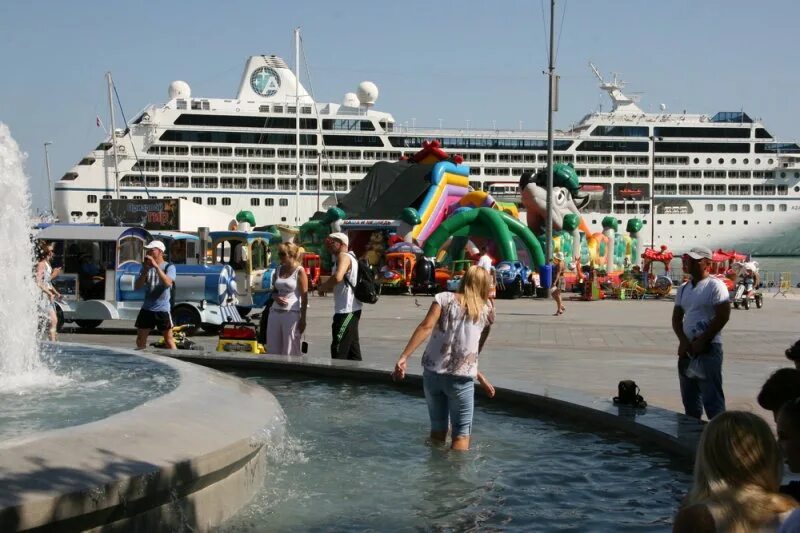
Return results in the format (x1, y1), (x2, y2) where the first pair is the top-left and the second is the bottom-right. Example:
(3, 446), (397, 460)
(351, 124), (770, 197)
(613, 379), (647, 407)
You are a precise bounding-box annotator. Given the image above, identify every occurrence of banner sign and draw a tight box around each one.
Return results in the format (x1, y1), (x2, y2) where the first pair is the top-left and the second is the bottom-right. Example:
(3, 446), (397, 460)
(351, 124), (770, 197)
(100, 199), (180, 230)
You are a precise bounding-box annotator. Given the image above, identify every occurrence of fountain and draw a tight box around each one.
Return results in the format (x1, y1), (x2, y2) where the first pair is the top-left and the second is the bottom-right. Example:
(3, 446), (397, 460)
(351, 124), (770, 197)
(0, 123), (55, 389)
(0, 123), (285, 531)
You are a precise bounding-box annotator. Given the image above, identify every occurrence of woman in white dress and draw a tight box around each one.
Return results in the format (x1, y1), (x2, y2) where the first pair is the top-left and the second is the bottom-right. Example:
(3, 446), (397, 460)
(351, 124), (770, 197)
(35, 242), (61, 341)
(266, 243), (308, 355)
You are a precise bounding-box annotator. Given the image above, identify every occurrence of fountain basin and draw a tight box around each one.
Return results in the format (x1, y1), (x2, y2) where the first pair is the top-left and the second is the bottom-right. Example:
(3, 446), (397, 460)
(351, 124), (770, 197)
(0, 344), (285, 532)
(167, 351), (704, 459)
(0, 345), (179, 441)
(160, 352), (702, 531)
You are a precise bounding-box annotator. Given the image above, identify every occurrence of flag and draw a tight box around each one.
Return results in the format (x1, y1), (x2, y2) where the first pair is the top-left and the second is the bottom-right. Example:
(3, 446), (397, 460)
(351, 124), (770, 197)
(96, 116), (102, 128)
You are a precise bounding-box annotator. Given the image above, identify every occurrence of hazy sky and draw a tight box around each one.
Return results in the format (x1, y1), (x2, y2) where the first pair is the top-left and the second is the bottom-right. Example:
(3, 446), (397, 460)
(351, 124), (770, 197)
(2, 0), (798, 210)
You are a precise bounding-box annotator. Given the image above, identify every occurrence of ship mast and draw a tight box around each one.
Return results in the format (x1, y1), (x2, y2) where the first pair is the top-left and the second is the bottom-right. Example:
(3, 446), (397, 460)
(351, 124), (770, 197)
(106, 72), (121, 199)
(294, 27), (301, 224)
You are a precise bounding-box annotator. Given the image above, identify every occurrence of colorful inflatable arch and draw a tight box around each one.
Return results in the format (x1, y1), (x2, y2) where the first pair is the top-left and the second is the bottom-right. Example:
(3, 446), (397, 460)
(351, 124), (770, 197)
(422, 207), (545, 269)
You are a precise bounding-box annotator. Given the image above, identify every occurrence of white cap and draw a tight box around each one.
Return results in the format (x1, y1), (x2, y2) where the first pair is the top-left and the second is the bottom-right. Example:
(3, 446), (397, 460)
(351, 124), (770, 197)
(327, 232), (349, 247)
(685, 245), (713, 260)
(145, 240), (166, 252)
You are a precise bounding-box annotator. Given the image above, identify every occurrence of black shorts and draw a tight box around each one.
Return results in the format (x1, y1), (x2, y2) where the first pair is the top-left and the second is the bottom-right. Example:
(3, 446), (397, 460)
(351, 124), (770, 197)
(135, 309), (173, 332)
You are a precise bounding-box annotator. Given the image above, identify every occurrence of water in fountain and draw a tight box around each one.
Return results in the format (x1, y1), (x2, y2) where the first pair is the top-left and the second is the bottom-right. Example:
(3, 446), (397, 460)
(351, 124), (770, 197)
(0, 122), (63, 390)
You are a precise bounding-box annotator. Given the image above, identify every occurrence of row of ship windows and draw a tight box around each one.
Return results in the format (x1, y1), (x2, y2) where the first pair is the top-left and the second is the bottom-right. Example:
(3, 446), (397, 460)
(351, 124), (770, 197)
(650, 184), (787, 195)
(657, 220), (766, 226)
(137, 145), (788, 167)
(86, 193), (289, 208)
(703, 203), (787, 212)
(112, 176), (358, 192)
(108, 176), (793, 195)
(123, 160), (800, 181)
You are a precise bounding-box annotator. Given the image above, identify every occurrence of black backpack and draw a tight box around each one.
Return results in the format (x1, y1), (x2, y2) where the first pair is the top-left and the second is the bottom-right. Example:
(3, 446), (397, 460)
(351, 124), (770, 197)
(164, 262), (177, 310)
(613, 380), (647, 408)
(344, 252), (379, 304)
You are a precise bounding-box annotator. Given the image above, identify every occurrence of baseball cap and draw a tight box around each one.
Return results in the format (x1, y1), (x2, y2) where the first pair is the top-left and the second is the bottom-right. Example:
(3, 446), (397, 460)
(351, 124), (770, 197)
(144, 240), (166, 252)
(685, 245), (713, 260)
(327, 232), (349, 247)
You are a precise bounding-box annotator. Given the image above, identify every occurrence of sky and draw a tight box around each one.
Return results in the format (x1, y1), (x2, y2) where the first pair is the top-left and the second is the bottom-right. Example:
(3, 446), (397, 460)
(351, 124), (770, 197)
(1, 0), (798, 211)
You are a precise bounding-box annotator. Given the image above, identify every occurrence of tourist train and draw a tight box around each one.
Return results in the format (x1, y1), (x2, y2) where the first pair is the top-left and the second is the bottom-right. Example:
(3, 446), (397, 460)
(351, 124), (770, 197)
(53, 54), (800, 255)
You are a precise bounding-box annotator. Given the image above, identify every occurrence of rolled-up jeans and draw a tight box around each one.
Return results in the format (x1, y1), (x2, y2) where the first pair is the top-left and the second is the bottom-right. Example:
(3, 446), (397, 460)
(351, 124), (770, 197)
(678, 343), (725, 420)
(423, 369), (475, 437)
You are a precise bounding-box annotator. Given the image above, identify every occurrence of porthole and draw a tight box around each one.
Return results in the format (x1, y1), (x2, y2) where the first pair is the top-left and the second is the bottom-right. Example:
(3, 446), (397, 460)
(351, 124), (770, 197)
(706, 158), (712, 164)
(781, 172), (787, 178)
(743, 158), (749, 164)
(694, 158), (700, 164)
(794, 186), (799, 192)
(731, 158), (737, 164)
(756, 158), (761, 165)
(718, 158), (724, 165)
(795, 172), (799, 179)
(769, 158), (775, 165)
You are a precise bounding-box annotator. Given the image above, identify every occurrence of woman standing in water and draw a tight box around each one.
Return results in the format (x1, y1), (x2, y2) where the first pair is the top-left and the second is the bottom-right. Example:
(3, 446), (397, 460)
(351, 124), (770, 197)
(35, 242), (60, 341)
(393, 266), (495, 451)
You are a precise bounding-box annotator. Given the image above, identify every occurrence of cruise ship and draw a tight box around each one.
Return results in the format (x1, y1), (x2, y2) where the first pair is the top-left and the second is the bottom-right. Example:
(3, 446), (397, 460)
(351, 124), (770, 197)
(54, 56), (800, 255)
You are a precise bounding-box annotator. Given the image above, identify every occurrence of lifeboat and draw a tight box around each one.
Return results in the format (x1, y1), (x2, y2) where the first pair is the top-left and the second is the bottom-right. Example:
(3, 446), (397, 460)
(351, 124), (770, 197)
(618, 187), (643, 199)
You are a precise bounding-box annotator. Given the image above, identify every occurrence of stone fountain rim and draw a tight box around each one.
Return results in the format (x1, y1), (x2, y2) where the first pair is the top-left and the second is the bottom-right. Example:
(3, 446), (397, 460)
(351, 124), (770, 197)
(0, 342), (284, 532)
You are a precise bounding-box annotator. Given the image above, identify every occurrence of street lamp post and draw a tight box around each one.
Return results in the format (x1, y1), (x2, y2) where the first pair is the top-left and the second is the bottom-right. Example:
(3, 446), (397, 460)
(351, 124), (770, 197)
(44, 141), (54, 216)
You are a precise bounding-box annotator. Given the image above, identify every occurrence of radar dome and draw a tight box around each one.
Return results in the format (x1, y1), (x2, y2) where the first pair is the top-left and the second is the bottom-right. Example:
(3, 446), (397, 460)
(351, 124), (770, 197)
(342, 92), (360, 107)
(168, 80), (191, 99)
(356, 81), (379, 105)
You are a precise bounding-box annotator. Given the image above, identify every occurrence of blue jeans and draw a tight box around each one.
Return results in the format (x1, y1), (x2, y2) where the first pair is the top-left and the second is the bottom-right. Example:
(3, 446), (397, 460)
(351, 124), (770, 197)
(678, 343), (725, 419)
(423, 370), (475, 437)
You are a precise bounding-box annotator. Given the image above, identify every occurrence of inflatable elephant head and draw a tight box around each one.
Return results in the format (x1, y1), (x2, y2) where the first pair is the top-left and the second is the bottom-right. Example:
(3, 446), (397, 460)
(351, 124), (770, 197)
(519, 163), (589, 235)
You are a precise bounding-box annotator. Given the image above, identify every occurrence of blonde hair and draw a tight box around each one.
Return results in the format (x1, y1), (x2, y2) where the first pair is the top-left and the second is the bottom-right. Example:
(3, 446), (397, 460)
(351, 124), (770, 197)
(277, 242), (300, 261)
(457, 265), (491, 323)
(685, 411), (797, 531)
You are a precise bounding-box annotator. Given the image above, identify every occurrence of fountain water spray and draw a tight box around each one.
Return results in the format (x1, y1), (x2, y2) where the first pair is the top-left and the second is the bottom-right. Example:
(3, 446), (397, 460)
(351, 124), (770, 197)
(0, 123), (58, 388)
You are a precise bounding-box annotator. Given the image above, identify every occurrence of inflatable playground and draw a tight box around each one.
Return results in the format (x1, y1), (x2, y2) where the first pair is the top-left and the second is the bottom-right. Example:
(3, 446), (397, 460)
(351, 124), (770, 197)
(289, 142), (673, 300)
(284, 142), (705, 301)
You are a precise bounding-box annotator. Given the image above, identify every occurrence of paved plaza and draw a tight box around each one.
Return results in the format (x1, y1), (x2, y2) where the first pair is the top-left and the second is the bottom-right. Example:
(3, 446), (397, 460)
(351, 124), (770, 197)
(61, 291), (800, 420)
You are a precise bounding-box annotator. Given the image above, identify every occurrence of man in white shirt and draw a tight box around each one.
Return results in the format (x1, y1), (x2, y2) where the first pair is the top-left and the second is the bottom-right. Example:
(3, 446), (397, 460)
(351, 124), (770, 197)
(477, 246), (493, 273)
(672, 245), (730, 419)
(317, 232), (363, 360)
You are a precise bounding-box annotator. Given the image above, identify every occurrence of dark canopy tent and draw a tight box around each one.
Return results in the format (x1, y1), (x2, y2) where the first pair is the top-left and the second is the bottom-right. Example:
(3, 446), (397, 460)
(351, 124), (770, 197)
(338, 160), (433, 219)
